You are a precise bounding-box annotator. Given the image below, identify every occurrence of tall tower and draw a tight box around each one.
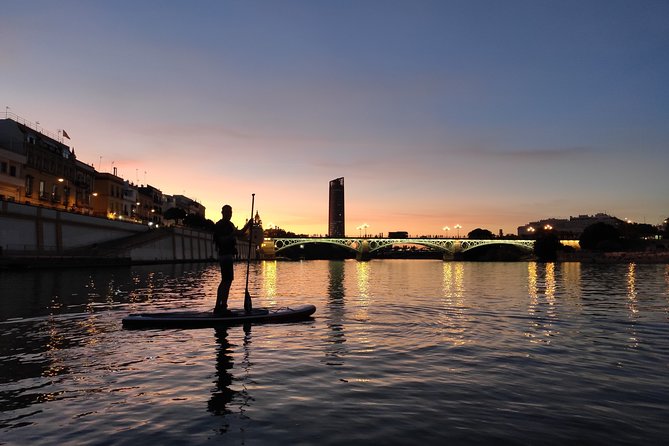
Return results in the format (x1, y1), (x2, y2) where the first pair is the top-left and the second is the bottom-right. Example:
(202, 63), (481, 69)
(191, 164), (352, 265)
(328, 177), (345, 237)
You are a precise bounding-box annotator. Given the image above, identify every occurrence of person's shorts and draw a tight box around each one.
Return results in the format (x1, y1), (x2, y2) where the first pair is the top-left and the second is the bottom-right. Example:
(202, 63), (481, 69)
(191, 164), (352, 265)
(218, 254), (234, 281)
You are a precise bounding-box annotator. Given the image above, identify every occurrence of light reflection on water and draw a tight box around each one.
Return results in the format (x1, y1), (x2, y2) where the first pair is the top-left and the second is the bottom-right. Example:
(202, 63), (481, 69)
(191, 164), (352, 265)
(1, 260), (669, 445)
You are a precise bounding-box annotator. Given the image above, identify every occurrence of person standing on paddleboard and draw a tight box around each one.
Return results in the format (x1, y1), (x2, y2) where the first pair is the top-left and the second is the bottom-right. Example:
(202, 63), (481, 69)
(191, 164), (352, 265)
(213, 204), (252, 316)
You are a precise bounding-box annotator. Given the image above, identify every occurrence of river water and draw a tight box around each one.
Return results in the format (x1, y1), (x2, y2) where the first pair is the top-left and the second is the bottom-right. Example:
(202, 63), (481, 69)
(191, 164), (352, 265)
(1, 260), (668, 445)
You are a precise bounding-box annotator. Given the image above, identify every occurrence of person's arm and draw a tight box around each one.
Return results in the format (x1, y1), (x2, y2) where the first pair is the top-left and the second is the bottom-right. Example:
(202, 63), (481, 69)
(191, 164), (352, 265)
(237, 219), (253, 235)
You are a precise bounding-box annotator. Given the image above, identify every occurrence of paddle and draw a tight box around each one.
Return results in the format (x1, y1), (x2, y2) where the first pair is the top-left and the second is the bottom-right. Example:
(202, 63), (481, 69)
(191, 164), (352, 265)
(243, 193), (255, 313)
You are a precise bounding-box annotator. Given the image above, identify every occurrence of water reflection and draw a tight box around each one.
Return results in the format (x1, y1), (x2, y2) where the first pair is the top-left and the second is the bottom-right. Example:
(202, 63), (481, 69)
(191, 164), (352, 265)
(324, 261), (347, 366)
(442, 262), (464, 300)
(626, 263), (639, 349)
(526, 262), (559, 344)
(561, 262), (582, 302)
(438, 262), (468, 346)
(354, 261), (371, 321)
(208, 327), (238, 432)
(666, 265), (669, 316)
(627, 263), (638, 314)
(262, 261), (278, 305)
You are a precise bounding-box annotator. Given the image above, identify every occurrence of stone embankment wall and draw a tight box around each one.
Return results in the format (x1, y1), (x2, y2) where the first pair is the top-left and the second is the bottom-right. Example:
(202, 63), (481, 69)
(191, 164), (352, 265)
(0, 200), (215, 266)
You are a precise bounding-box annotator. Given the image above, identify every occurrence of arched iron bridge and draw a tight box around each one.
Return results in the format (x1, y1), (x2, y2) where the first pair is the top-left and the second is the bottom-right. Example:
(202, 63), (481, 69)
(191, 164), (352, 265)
(268, 237), (555, 256)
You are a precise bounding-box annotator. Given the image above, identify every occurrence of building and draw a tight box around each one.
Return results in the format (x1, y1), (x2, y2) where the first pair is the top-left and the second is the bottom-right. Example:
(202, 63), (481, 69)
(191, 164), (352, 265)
(0, 117), (95, 213)
(74, 159), (96, 214)
(328, 177), (345, 237)
(164, 194), (205, 217)
(518, 213), (622, 238)
(138, 184), (164, 226)
(92, 171), (126, 219)
(0, 119), (27, 202)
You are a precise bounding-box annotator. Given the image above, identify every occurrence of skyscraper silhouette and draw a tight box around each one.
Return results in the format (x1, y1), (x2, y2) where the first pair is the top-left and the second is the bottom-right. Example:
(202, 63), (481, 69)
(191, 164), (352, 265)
(328, 177), (345, 237)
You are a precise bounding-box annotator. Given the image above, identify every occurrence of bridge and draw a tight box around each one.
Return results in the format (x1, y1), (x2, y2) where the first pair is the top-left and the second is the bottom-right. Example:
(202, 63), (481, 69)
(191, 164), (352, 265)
(265, 237), (579, 260)
(267, 237), (581, 260)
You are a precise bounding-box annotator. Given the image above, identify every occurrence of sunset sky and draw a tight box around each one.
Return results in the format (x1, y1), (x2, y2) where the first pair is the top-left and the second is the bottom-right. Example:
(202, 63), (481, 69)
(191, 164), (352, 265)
(2, 1), (668, 236)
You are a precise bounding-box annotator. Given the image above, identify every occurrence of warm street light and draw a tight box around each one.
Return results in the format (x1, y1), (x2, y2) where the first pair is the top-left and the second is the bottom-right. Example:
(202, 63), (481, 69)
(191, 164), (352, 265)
(544, 224), (553, 230)
(357, 223), (369, 237)
(454, 224), (462, 238)
(442, 226), (450, 238)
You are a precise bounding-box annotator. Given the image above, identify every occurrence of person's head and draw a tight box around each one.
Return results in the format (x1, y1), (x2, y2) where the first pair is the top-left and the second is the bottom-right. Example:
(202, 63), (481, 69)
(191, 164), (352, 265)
(221, 205), (232, 220)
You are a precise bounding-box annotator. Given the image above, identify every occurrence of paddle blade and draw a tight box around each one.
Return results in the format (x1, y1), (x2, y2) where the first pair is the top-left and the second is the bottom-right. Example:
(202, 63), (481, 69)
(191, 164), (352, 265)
(244, 290), (253, 313)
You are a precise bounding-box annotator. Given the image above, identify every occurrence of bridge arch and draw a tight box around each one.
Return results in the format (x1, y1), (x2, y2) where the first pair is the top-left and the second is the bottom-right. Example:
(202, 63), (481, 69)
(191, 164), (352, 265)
(271, 237), (538, 256)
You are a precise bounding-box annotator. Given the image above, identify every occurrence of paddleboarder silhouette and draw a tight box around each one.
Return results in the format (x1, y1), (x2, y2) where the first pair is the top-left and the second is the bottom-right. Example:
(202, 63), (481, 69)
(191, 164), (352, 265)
(213, 204), (252, 315)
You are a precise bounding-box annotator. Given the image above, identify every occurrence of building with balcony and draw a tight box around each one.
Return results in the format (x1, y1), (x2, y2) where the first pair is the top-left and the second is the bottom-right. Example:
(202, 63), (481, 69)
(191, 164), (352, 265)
(92, 171), (126, 219)
(0, 120), (27, 202)
(0, 117), (89, 212)
(138, 184), (164, 226)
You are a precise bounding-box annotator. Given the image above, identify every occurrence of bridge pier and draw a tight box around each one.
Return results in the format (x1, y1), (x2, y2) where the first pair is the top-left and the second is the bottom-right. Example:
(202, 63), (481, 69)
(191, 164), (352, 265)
(356, 240), (371, 261)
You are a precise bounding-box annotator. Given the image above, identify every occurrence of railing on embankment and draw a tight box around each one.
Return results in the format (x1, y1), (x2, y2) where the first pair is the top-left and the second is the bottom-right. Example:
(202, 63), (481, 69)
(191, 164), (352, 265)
(0, 200), (215, 267)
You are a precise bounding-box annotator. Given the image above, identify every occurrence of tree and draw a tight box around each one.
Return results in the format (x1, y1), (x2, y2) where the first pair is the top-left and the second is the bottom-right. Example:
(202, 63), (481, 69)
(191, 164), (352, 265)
(618, 222), (659, 239)
(467, 228), (494, 239)
(534, 233), (562, 261)
(164, 207), (187, 224)
(183, 213), (215, 230)
(579, 222), (620, 251)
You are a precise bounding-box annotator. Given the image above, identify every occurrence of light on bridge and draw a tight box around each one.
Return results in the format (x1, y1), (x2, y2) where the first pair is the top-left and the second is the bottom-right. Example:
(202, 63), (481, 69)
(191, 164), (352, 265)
(357, 223), (369, 237)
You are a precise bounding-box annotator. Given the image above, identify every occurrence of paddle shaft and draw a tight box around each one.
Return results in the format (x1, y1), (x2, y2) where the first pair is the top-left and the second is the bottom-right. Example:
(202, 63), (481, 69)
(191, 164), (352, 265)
(244, 193), (255, 312)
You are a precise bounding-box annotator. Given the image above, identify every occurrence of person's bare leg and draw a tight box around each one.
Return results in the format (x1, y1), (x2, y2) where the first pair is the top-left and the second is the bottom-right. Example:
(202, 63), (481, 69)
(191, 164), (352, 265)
(215, 280), (232, 314)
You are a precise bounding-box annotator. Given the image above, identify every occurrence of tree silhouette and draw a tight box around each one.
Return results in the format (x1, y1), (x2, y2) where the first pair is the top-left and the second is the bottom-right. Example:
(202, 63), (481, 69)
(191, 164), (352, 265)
(579, 222), (620, 250)
(534, 233), (562, 261)
(467, 228), (494, 239)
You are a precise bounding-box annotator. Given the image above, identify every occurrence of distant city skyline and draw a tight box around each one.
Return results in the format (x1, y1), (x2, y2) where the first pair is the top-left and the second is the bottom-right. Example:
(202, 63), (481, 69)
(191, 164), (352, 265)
(2, 1), (667, 236)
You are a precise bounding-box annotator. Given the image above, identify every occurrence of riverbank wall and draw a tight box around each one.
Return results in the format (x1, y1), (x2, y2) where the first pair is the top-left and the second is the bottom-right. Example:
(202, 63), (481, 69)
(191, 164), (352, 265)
(0, 200), (215, 268)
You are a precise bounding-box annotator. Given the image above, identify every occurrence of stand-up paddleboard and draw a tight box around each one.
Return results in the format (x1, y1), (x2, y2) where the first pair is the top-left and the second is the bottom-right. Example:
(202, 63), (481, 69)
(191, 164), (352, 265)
(122, 304), (316, 329)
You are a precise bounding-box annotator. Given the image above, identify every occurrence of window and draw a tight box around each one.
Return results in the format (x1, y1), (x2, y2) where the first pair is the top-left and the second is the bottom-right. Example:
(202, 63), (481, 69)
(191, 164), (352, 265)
(39, 181), (46, 199)
(0, 161), (6, 174)
(25, 176), (33, 197)
(9, 165), (16, 177)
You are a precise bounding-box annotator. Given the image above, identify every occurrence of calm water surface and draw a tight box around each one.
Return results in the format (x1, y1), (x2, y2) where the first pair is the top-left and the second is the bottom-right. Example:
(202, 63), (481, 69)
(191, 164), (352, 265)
(1, 260), (668, 445)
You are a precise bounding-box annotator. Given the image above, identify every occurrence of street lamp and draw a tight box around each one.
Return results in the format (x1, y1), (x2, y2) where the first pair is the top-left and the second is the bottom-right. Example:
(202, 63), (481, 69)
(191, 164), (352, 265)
(357, 223), (369, 237)
(58, 177), (70, 209)
(454, 224), (462, 238)
(544, 224), (553, 231)
(442, 226), (450, 238)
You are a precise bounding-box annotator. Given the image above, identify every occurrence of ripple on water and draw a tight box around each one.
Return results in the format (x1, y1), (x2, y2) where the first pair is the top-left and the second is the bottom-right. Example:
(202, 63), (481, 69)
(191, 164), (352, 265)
(1, 261), (669, 445)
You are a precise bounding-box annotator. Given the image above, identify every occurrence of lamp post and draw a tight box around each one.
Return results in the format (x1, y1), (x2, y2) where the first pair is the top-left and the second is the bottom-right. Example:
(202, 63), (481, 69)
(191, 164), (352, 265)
(58, 178), (70, 210)
(454, 224), (462, 238)
(442, 226), (450, 238)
